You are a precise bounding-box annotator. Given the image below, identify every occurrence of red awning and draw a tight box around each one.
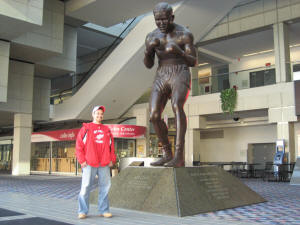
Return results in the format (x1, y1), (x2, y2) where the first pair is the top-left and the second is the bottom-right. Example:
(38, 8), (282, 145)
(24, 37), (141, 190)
(31, 125), (147, 142)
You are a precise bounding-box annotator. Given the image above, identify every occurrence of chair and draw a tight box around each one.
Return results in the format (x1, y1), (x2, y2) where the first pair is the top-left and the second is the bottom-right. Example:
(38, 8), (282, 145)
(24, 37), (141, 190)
(278, 164), (289, 182)
(230, 162), (247, 178)
(288, 162), (296, 177)
(262, 162), (275, 181)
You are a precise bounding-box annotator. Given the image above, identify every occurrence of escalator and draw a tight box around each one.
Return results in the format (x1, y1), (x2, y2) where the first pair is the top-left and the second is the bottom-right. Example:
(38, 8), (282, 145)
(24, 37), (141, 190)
(53, 0), (243, 121)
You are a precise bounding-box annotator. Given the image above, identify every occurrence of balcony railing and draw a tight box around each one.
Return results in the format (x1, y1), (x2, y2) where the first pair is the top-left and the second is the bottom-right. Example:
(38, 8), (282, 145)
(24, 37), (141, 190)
(192, 63), (293, 96)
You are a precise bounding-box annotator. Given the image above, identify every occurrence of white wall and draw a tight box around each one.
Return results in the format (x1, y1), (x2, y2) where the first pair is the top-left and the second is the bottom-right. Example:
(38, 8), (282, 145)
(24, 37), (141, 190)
(0, 0), (43, 25)
(0, 0), (44, 40)
(32, 77), (51, 121)
(196, 124), (277, 162)
(11, 0), (64, 60)
(0, 41), (10, 102)
(0, 60), (34, 114)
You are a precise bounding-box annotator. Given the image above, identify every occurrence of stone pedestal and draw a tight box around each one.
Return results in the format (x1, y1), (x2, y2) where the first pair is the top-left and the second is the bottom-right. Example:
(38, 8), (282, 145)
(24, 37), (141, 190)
(90, 166), (265, 217)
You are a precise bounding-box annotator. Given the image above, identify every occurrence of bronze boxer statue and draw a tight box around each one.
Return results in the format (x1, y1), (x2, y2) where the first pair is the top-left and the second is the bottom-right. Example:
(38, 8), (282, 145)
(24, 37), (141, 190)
(144, 2), (197, 167)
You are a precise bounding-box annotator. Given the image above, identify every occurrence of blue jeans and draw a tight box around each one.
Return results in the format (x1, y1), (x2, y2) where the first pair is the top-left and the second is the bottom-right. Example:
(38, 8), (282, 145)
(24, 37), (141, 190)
(78, 165), (111, 215)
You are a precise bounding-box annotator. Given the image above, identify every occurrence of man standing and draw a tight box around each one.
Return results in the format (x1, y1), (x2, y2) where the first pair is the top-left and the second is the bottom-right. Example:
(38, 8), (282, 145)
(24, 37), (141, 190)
(144, 2), (197, 167)
(76, 105), (116, 219)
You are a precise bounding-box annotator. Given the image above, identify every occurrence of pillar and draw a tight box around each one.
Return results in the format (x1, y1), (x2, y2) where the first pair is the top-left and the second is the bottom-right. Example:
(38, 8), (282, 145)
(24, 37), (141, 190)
(185, 129), (201, 166)
(184, 104), (206, 166)
(273, 22), (291, 83)
(277, 122), (295, 163)
(0, 40), (10, 102)
(135, 106), (150, 157)
(12, 113), (32, 175)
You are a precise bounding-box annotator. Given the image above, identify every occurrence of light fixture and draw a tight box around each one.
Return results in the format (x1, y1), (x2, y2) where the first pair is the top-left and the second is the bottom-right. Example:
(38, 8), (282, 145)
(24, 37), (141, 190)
(243, 49), (273, 57)
(243, 43), (300, 57)
(198, 62), (209, 67)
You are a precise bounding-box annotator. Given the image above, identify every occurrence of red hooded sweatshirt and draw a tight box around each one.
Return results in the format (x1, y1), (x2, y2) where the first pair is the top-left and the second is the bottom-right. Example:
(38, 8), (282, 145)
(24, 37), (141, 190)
(76, 122), (116, 167)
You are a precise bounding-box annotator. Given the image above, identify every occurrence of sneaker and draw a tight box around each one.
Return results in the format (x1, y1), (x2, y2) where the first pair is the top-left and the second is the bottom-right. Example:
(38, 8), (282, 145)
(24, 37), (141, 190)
(100, 212), (112, 218)
(78, 213), (87, 219)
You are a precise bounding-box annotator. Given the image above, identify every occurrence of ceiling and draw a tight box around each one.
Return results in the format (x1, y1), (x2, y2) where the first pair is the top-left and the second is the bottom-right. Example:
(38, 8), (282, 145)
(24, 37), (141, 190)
(65, 0), (181, 27)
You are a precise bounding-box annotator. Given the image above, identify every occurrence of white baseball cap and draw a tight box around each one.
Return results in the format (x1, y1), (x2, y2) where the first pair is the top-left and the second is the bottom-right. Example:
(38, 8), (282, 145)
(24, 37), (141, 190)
(92, 105), (105, 114)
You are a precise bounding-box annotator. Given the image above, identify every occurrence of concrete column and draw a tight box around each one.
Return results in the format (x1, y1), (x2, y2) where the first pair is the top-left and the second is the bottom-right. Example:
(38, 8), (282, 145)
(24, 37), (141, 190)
(12, 113), (32, 175)
(273, 22), (291, 83)
(277, 122), (295, 162)
(185, 113), (206, 166)
(185, 128), (201, 166)
(0, 41), (10, 102)
(135, 106), (150, 157)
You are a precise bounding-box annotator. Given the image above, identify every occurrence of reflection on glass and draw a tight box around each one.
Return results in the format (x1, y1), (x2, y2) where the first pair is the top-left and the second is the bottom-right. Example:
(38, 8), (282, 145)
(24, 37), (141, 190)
(31, 141), (78, 174)
(192, 64), (279, 96)
(114, 139), (136, 166)
(0, 144), (12, 172)
(149, 135), (175, 157)
(52, 141), (77, 173)
(31, 142), (50, 172)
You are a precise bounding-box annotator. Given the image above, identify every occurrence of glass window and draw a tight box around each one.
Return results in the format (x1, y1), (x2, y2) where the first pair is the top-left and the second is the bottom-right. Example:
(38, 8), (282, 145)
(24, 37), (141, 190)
(250, 69), (275, 88)
(114, 139), (136, 159)
(31, 141), (79, 174)
(31, 142), (50, 172)
(149, 135), (175, 157)
(0, 144), (12, 172)
(52, 141), (77, 173)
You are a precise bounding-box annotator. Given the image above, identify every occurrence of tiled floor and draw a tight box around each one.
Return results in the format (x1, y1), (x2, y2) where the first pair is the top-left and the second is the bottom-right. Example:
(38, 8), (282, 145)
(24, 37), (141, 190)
(0, 174), (299, 225)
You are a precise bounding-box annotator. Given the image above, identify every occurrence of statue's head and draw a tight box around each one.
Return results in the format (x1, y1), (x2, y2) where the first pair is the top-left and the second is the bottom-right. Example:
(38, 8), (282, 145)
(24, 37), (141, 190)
(153, 2), (174, 33)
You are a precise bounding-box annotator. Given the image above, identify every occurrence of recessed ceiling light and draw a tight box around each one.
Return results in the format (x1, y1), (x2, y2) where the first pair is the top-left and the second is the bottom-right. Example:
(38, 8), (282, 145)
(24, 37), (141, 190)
(198, 62), (209, 66)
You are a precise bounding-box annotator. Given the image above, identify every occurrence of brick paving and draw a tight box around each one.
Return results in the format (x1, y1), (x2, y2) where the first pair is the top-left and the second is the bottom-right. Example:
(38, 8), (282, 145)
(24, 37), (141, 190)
(0, 174), (299, 225)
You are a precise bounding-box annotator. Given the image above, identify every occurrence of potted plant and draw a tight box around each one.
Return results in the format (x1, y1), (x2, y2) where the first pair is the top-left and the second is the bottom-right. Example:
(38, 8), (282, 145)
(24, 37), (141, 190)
(220, 87), (237, 115)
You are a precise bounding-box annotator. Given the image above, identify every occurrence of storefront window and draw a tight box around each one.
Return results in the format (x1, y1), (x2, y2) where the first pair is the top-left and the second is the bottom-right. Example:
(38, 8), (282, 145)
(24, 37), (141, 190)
(31, 141), (79, 174)
(0, 144), (12, 172)
(114, 138), (136, 158)
(30, 124), (145, 174)
(52, 141), (77, 173)
(31, 142), (50, 172)
(149, 135), (175, 157)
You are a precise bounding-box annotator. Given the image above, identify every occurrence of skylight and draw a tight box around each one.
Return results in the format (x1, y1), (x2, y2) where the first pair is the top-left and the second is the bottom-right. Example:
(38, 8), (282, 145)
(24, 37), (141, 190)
(83, 15), (144, 38)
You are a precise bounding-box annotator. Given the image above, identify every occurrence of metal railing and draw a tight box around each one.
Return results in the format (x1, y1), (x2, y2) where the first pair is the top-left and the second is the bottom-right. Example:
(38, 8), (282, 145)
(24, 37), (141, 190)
(191, 63), (294, 96)
(50, 17), (139, 105)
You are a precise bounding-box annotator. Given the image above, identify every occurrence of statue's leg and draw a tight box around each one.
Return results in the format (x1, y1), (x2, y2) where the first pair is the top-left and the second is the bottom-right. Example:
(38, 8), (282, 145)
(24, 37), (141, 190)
(164, 68), (190, 167)
(149, 87), (173, 166)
